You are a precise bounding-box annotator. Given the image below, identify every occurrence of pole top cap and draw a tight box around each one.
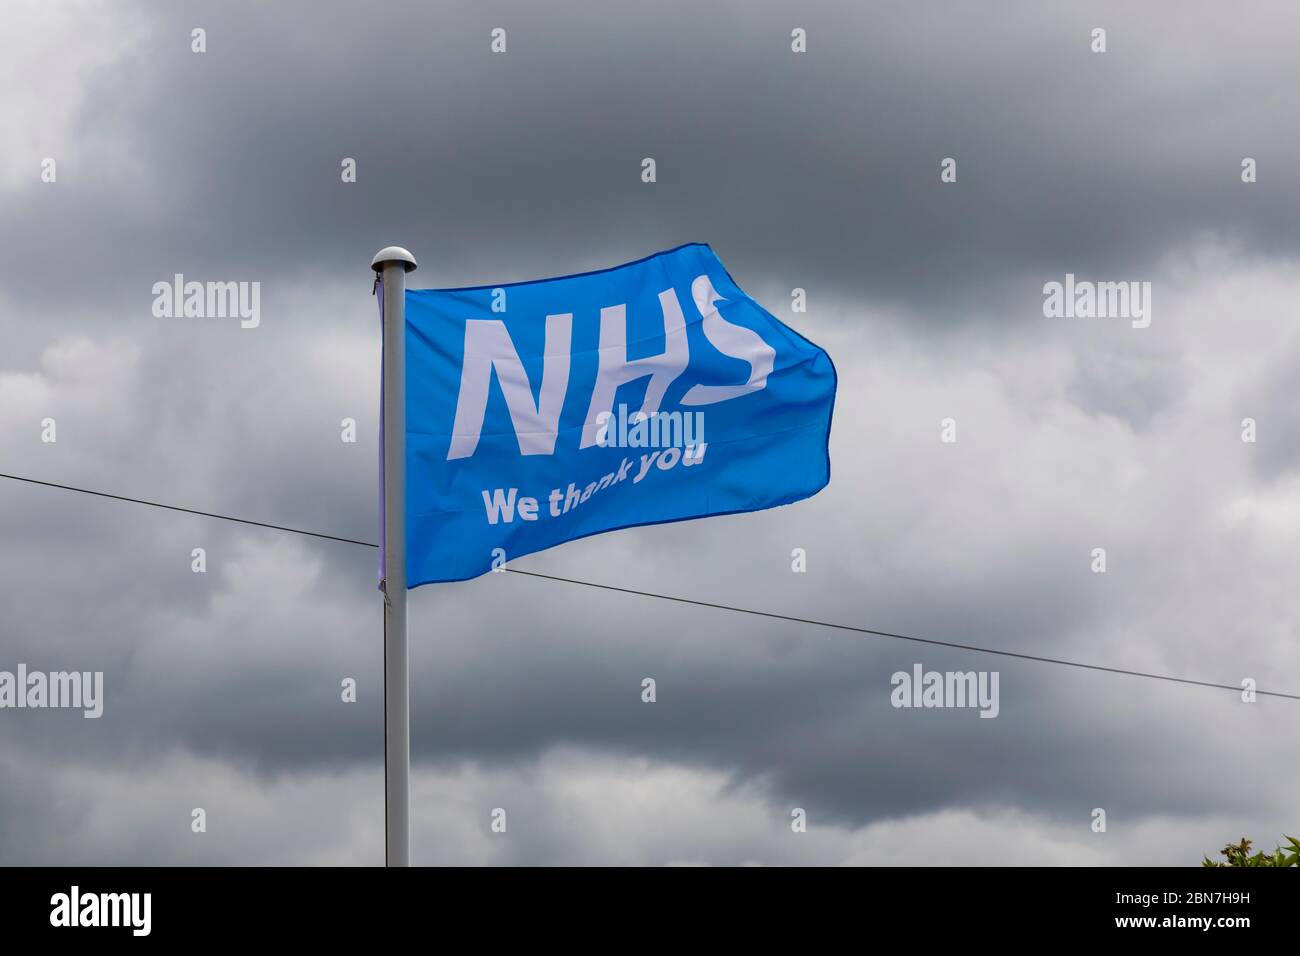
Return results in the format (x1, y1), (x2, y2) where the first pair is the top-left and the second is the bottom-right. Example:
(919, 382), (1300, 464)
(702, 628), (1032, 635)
(371, 246), (418, 273)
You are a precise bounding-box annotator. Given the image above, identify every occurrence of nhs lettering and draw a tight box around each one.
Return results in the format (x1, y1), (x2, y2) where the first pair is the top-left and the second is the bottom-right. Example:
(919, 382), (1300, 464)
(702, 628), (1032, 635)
(401, 242), (836, 586)
(448, 272), (770, 459)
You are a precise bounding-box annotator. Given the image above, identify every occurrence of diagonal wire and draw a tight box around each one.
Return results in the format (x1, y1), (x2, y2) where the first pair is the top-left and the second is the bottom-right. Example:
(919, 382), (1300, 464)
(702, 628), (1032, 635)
(504, 568), (1300, 699)
(2, 470), (1296, 700)
(0, 472), (375, 547)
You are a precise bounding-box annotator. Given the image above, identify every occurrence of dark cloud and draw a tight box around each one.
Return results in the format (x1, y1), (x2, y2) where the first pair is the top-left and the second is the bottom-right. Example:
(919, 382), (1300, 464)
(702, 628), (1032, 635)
(1, 0), (1298, 865)
(7, 1), (1300, 320)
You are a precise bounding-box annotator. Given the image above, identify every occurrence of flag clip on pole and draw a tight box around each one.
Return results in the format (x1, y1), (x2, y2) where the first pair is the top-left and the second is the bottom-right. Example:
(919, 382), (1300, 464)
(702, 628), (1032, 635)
(372, 245), (417, 867)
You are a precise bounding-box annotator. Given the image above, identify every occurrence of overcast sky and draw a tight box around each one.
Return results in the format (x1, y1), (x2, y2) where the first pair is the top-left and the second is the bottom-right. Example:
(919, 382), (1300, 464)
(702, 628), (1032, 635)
(2, 0), (1299, 865)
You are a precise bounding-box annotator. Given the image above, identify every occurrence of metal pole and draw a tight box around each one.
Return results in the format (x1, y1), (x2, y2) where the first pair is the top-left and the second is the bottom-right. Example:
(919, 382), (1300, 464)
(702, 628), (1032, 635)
(372, 245), (417, 867)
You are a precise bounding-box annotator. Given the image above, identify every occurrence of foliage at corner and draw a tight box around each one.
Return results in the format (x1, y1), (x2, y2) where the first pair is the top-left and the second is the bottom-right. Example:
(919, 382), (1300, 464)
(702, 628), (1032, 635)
(1202, 836), (1300, 867)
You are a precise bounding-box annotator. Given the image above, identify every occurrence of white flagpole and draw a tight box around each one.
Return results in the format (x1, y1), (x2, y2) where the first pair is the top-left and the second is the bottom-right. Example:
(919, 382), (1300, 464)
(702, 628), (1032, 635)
(372, 245), (417, 866)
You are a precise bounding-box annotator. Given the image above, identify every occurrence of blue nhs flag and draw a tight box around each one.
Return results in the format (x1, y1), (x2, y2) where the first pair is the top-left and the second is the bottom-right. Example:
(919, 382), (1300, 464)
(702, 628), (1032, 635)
(403, 242), (836, 586)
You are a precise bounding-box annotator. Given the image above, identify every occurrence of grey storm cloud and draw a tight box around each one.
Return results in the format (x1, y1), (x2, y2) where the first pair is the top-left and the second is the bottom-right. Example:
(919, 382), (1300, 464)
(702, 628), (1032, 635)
(0, 0), (1298, 864)
(8, 0), (1300, 317)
